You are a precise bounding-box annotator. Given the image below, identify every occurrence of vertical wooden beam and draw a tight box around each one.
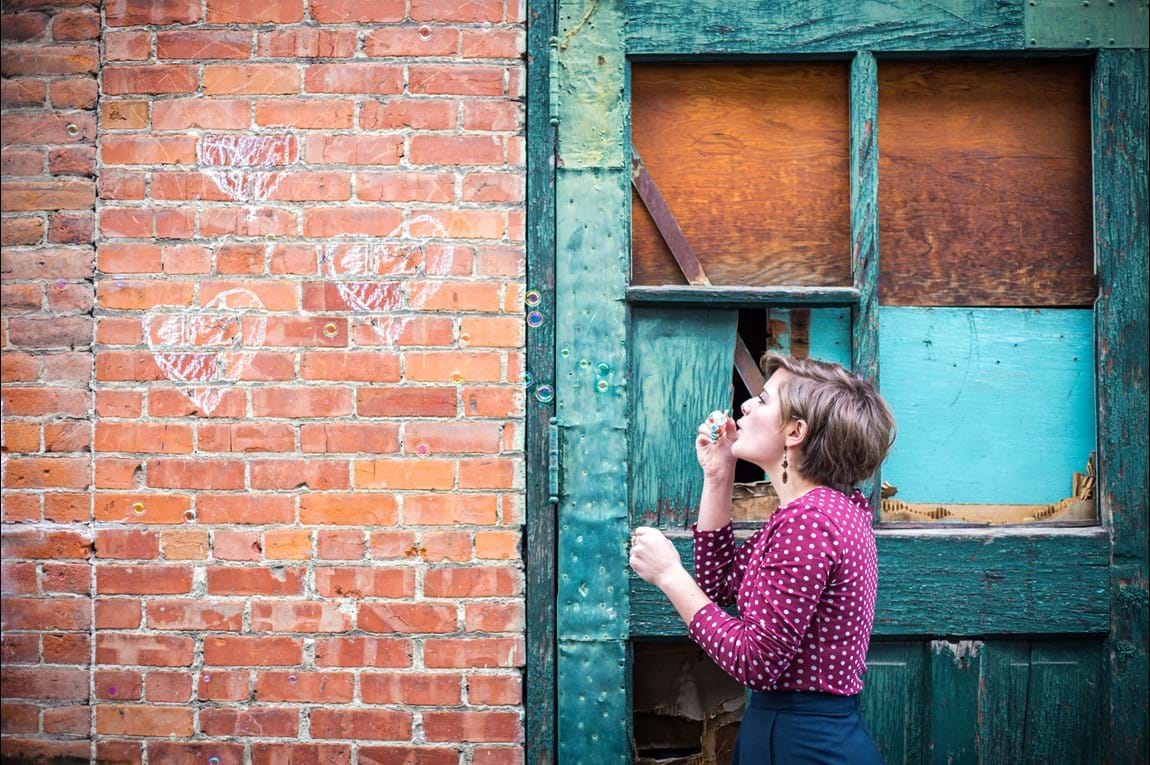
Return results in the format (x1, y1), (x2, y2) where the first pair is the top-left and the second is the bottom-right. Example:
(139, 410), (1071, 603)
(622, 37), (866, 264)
(1094, 49), (1149, 765)
(850, 51), (882, 515)
(526, 0), (558, 762)
(555, 0), (631, 763)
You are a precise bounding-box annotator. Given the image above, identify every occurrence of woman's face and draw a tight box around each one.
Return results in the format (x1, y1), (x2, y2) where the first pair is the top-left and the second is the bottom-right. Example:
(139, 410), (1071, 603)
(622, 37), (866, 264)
(731, 369), (797, 471)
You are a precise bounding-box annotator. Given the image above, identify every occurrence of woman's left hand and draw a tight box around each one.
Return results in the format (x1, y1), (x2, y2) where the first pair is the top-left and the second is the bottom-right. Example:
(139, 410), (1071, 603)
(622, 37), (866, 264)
(629, 526), (684, 589)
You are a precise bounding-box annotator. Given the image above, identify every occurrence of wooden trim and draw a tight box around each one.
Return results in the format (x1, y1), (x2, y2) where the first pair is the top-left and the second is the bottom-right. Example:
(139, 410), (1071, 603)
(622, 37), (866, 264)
(630, 532), (1112, 637)
(1094, 49), (1149, 765)
(850, 51), (882, 515)
(526, 1), (558, 762)
(624, 0), (1024, 56)
(625, 285), (860, 306)
(629, 151), (711, 286)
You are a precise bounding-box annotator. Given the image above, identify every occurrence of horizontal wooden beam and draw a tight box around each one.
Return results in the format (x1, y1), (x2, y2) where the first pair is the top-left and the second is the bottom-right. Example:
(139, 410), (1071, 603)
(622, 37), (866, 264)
(625, 0), (1024, 56)
(626, 285), (861, 307)
(630, 529), (1111, 636)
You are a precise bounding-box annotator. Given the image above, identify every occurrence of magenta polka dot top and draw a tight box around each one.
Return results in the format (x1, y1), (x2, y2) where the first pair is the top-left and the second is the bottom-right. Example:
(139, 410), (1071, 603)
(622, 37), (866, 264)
(687, 485), (878, 696)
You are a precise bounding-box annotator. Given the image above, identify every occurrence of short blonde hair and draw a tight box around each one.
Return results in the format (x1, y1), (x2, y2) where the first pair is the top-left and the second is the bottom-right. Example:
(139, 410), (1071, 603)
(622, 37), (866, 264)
(761, 351), (896, 494)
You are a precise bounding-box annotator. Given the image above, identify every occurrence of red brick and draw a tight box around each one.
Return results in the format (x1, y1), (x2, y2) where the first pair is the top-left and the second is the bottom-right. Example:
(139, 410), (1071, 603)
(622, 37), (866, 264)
(462, 28), (524, 59)
(198, 422), (295, 453)
(0, 79), (46, 108)
(49, 78), (97, 109)
(197, 670), (249, 701)
(310, 0), (404, 23)
(251, 744), (352, 765)
(298, 494), (397, 526)
(315, 567), (413, 599)
(96, 669), (143, 701)
(423, 711), (521, 743)
(103, 65), (198, 95)
(411, 0), (502, 21)
(207, 567), (305, 596)
(0, 668), (86, 701)
(153, 98), (249, 130)
(204, 64), (299, 95)
(300, 351), (400, 382)
(423, 637), (525, 669)
(250, 459), (350, 490)
(146, 459), (245, 490)
(251, 387), (352, 418)
(197, 494), (294, 525)
(2, 179), (95, 211)
(304, 135), (402, 165)
(105, 0), (201, 26)
(0, 44), (97, 75)
(357, 602), (457, 634)
(145, 672), (193, 702)
(43, 705), (89, 735)
(357, 171), (454, 203)
(410, 134), (502, 166)
(257, 29), (356, 58)
(360, 98), (456, 130)
(0, 529), (90, 559)
(148, 742), (245, 763)
(200, 706), (299, 737)
(147, 600), (244, 631)
(304, 63), (401, 95)
(96, 705), (193, 737)
(95, 493), (192, 525)
(97, 565), (192, 595)
(459, 458), (517, 489)
(424, 566), (518, 597)
(95, 599), (142, 629)
(1, 12), (48, 42)
(204, 636), (303, 666)
(409, 65), (504, 96)
(104, 30), (151, 61)
(250, 601), (351, 633)
(310, 708), (412, 740)
(206, 0), (303, 23)
(255, 99), (355, 129)
(354, 458), (454, 490)
(364, 27), (457, 56)
(404, 494), (499, 525)
(0, 597), (89, 630)
(467, 673), (522, 705)
(95, 422), (193, 454)
(317, 530), (366, 560)
(95, 529), (160, 560)
(254, 671), (354, 703)
(360, 672), (462, 705)
(96, 634), (195, 666)
(300, 423), (399, 454)
(463, 171), (523, 202)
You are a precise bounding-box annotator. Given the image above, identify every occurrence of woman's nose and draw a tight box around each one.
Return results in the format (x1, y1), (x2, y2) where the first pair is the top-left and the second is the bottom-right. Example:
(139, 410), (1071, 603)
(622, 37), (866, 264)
(740, 398), (754, 415)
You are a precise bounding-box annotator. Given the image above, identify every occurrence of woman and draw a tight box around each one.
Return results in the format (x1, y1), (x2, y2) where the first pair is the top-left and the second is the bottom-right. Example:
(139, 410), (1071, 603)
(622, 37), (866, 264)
(629, 351), (895, 764)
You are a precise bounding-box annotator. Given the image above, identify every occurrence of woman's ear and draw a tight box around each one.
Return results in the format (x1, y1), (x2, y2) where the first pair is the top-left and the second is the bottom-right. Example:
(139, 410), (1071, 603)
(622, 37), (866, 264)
(786, 418), (808, 448)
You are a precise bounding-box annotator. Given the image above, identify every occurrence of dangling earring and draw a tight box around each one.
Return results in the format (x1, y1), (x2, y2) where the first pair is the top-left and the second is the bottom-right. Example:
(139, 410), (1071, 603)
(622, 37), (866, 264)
(781, 445), (789, 484)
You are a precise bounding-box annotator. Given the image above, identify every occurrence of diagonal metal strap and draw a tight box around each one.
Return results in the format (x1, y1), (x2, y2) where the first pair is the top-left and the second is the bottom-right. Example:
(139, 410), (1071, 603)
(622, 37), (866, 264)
(630, 149), (766, 395)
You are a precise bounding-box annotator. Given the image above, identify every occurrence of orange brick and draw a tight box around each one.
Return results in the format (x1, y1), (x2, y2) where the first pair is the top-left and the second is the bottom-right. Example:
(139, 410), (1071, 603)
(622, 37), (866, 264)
(465, 601), (525, 633)
(360, 672), (462, 705)
(409, 65), (504, 96)
(152, 98), (249, 130)
(263, 529), (311, 560)
(314, 567), (413, 599)
(474, 530), (520, 560)
(299, 494), (397, 526)
(354, 459), (454, 490)
(424, 566), (518, 597)
(358, 603), (457, 634)
(304, 63), (402, 94)
(252, 387), (353, 418)
(301, 351), (400, 382)
(95, 423), (193, 454)
(313, 637), (412, 668)
(423, 637), (525, 669)
(423, 711), (520, 743)
(304, 135), (402, 165)
(459, 458), (517, 489)
(255, 100), (355, 129)
(303, 207), (403, 237)
(203, 64), (300, 95)
(103, 65), (198, 95)
(254, 671), (354, 702)
(96, 705), (193, 737)
(203, 636), (303, 666)
(405, 351), (501, 383)
(403, 494), (498, 525)
(300, 423), (399, 454)
(197, 494), (294, 525)
(206, 0), (304, 23)
(310, 709), (411, 740)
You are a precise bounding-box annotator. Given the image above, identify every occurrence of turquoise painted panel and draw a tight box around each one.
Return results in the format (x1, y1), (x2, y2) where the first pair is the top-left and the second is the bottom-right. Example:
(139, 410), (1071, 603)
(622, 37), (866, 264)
(879, 306), (1095, 505)
(626, 0), (1023, 56)
(557, 639), (630, 763)
(630, 307), (738, 529)
(629, 530), (1110, 636)
(929, 640), (983, 764)
(809, 308), (852, 369)
(1021, 640), (1105, 763)
(1025, 0), (1149, 49)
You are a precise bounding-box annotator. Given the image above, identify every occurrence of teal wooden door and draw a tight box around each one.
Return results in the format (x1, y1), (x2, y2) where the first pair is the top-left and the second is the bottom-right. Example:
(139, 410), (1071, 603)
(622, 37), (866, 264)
(527, 2), (1147, 763)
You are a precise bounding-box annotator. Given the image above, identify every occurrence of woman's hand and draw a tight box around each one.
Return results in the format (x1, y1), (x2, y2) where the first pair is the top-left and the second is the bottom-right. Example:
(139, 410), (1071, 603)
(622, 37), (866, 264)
(695, 409), (737, 479)
(629, 526), (684, 590)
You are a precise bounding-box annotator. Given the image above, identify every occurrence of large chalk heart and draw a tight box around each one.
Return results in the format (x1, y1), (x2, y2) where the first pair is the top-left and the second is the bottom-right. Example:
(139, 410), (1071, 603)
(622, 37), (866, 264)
(322, 215), (453, 345)
(202, 133), (292, 203)
(144, 289), (267, 415)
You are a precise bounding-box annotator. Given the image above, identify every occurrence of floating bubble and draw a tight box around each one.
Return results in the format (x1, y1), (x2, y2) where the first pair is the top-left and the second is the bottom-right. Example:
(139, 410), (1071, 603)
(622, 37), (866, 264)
(535, 384), (555, 403)
(202, 674), (211, 683)
(130, 502), (145, 516)
(208, 757), (221, 765)
(415, 443), (431, 458)
(596, 379), (610, 392)
(525, 291), (542, 307)
(459, 332), (471, 346)
(183, 509), (197, 524)
(114, 279), (126, 288)
(56, 279), (66, 289)
(108, 687), (117, 696)
(449, 370), (464, 384)
(526, 311), (544, 328)
(596, 362), (610, 376)
(288, 674), (297, 684)
(521, 371), (533, 387)
(322, 322), (339, 338)
(579, 358), (590, 369)
(66, 123), (79, 136)
(417, 25), (433, 40)
(560, 346), (570, 358)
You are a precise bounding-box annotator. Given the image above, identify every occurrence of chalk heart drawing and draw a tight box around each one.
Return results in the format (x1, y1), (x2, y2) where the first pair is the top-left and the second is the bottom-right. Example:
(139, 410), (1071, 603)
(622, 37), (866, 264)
(322, 215), (454, 345)
(202, 133), (291, 205)
(144, 289), (267, 415)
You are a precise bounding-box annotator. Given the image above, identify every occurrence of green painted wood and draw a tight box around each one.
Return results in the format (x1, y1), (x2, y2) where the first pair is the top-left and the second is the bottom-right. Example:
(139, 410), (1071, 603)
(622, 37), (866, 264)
(555, 1), (630, 762)
(630, 307), (738, 529)
(850, 51), (882, 514)
(625, 0), (1023, 56)
(928, 640), (983, 764)
(879, 306), (1096, 505)
(628, 530), (1111, 636)
(808, 307), (852, 369)
(525, 0), (558, 762)
(1025, 0), (1149, 49)
(976, 640), (1031, 763)
(859, 642), (929, 764)
(1022, 640), (1106, 763)
(1094, 49), (1149, 765)
(625, 285), (860, 307)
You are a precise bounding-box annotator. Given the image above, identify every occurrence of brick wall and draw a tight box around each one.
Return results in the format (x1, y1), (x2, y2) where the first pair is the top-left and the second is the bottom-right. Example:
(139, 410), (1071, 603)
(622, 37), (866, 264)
(2, 1), (528, 762)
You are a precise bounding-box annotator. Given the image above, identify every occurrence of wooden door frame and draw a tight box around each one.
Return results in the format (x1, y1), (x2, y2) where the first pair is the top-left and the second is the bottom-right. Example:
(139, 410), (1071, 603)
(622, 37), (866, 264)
(526, 2), (1147, 763)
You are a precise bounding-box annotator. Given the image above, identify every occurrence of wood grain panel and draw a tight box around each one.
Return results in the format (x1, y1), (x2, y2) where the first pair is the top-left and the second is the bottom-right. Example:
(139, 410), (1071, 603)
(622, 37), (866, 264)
(630, 63), (851, 287)
(877, 59), (1095, 306)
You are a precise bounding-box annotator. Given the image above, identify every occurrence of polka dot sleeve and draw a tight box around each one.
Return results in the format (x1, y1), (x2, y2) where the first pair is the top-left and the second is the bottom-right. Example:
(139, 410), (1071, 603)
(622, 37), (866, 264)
(687, 510), (839, 691)
(690, 521), (763, 607)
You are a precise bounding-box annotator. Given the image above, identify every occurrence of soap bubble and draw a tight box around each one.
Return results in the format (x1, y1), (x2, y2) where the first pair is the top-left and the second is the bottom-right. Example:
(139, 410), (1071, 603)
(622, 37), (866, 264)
(560, 346), (570, 358)
(287, 674), (297, 684)
(208, 757), (221, 765)
(526, 311), (544, 328)
(521, 371), (533, 387)
(579, 358), (590, 369)
(596, 362), (610, 376)
(183, 509), (197, 524)
(415, 443), (431, 458)
(130, 502), (146, 516)
(525, 291), (542, 307)
(56, 279), (66, 290)
(596, 380), (610, 392)
(322, 322), (339, 338)
(535, 384), (555, 403)
(108, 687), (117, 696)
(450, 370), (464, 384)
(459, 332), (471, 346)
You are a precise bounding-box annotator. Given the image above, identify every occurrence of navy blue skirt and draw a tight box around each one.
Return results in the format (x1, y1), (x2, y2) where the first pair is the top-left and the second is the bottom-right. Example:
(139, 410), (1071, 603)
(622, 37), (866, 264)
(730, 690), (885, 765)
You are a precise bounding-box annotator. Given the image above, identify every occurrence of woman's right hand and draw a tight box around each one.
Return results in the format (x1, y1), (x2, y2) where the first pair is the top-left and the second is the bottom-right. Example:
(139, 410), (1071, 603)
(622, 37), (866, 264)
(695, 410), (738, 479)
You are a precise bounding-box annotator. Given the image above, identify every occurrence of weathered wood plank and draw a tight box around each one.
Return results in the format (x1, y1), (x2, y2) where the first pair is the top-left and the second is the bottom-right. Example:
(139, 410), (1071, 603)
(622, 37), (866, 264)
(850, 51), (881, 512)
(625, 285), (860, 307)
(1094, 49), (1149, 765)
(928, 640), (982, 763)
(629, 531), (1111, 636)
(625, 0), (1024, 56)
(526, 0), (558, 761)
(878, 59), (1095, 307)
(1022, 641), (1106, 763)
(858, 642), (928, 765)
(630, 307), (738, 529)
(630, 62), (851, 287)
(879, 306), (1095, 506)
